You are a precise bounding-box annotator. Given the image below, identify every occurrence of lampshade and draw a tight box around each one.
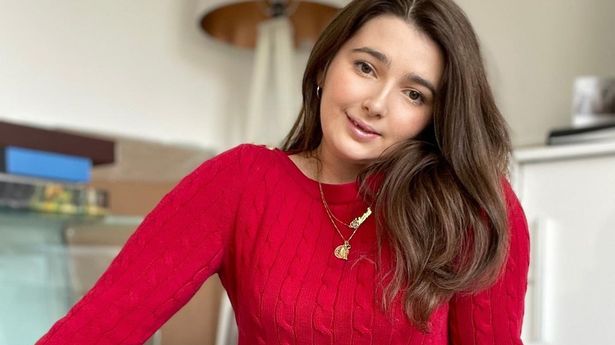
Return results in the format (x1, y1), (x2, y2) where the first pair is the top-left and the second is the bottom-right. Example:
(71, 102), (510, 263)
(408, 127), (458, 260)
(198, 0), (342, 49)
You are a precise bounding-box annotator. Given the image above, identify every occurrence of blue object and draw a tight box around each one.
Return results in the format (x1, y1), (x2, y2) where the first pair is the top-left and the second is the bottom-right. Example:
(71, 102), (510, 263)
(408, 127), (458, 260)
(1, 146), (92, 183)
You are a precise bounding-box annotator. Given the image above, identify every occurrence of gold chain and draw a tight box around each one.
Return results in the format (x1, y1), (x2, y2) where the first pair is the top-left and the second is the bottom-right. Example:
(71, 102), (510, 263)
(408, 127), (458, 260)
(326, 199), (372, 230)
(316, 158), (372, 260)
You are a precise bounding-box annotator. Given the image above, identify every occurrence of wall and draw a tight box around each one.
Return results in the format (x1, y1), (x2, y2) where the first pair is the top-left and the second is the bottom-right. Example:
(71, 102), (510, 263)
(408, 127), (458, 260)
(0, 0), (258, 151)
(0, 0), (613, 151)
(458, 0), (615, 146)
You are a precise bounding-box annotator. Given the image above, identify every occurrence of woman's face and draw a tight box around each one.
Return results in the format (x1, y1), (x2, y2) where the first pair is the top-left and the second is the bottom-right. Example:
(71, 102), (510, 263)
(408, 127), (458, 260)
(319, 14), (444, 166)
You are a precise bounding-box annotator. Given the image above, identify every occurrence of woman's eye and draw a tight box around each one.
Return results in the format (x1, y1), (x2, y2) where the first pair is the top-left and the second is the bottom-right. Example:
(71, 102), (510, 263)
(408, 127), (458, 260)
(406, 90), (424, 104)
(354, 61), (373, 75)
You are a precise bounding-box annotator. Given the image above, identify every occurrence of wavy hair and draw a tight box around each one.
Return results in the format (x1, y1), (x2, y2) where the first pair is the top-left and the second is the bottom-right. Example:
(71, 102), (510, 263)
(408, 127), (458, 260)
(282, 0), (512, 332)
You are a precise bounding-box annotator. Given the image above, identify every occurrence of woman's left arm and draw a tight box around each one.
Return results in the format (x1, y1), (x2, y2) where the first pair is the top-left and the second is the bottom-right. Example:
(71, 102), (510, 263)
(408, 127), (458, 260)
(448, 179), (531, 345)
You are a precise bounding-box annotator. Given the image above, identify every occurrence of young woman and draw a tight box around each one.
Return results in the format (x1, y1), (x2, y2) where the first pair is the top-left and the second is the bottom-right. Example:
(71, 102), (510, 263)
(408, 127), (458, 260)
(37, 0), (529, 344)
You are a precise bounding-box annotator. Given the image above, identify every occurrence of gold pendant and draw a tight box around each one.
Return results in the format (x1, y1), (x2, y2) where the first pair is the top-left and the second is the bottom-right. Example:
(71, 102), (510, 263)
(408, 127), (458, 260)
(349, 207), (372, 229)
(334, 241), (351, 260)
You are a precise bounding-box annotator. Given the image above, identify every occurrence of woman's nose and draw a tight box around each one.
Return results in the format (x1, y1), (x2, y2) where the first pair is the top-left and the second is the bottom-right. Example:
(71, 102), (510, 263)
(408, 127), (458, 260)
(361, 86), (389, 118)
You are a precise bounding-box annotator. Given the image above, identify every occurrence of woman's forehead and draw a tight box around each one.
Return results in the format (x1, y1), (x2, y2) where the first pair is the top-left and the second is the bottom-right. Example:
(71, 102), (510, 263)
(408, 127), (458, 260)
(338, 15), (444, 88)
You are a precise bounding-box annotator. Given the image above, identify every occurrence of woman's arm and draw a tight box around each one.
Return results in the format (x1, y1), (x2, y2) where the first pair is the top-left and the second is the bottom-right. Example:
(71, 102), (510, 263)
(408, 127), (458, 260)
(448, 179), (530, 345)
(35, 144), (248, 345)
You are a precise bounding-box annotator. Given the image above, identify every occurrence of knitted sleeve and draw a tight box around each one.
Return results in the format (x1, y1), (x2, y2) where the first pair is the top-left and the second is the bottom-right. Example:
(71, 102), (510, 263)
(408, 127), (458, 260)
(35, 144), (249, 345)
(448, 179), (530, 345)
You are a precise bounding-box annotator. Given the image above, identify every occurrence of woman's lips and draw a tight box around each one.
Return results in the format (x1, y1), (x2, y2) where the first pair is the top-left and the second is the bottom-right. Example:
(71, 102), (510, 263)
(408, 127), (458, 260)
(346, 114), (380, 136)
(346, 114), (381, 141)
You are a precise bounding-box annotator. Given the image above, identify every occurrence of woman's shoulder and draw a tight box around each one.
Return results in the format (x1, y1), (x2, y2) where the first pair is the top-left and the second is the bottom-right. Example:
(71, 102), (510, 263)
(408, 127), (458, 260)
(223, 143), (283, 161)
(499, 177), (529, 244)
(203, 143), (285, 173)
(175, 143), (287, 199)
(236, 142), (280, 154)
(208, 143), (279, 160)
(499, 177), (522, 215)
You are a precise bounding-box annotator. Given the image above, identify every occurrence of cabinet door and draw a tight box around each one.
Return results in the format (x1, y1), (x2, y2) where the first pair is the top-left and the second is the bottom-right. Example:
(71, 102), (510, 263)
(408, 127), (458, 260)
(518, 155), (615, 345)
(0, 213), (69, 345)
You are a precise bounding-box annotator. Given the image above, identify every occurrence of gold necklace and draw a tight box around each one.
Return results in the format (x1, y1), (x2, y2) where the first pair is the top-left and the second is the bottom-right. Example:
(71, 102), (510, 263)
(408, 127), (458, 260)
(316, 159), (372, 260)
(327, 203), (372, 230)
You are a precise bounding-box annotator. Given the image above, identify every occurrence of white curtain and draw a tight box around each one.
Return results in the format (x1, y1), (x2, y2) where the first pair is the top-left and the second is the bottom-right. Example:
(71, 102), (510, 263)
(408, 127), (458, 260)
(245, 17), (300, 145)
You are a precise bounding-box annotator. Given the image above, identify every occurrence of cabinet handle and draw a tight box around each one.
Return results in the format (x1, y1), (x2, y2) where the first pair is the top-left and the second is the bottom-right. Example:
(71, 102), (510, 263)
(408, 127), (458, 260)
(528, 217), (554, 344)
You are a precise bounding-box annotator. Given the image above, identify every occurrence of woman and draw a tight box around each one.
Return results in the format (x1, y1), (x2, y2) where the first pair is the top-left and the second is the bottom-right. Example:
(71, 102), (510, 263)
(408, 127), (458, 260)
(37, 0), (529, 344)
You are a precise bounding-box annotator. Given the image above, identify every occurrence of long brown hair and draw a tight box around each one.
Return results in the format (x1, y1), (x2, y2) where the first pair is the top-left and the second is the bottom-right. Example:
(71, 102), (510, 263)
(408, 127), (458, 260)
(282, 0), (512, 332)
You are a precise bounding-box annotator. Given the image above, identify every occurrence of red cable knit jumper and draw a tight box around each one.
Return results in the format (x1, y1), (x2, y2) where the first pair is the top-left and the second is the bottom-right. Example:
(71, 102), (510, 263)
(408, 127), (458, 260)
(36, 143), (530, 345)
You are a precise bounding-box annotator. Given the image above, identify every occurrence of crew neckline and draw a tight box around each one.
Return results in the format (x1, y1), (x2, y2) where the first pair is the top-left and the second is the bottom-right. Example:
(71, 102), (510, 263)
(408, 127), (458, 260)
(272, 147), (363, 204)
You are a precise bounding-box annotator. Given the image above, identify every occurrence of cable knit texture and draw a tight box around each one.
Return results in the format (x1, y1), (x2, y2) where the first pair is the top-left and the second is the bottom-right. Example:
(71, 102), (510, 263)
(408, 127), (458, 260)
(36, 143), (530, 345)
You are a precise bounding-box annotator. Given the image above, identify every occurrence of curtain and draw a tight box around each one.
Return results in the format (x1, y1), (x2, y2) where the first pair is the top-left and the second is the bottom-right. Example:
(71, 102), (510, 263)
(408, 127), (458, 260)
(245, 17), (300, 145)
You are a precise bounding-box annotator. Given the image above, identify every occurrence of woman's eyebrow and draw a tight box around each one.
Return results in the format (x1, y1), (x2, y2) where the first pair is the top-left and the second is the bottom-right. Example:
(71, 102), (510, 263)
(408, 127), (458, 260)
(407, 73), (437, 97)
(352, 46), (390, 66)
(351, 46), (437, 97)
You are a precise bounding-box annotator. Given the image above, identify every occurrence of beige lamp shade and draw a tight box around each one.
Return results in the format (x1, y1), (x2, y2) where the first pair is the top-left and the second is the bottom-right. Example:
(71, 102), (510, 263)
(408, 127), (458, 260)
(199, 0), (341, 49)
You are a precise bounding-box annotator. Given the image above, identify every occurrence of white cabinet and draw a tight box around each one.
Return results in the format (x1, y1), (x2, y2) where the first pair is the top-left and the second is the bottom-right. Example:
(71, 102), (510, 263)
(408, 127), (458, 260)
(513, 142), (615, 345)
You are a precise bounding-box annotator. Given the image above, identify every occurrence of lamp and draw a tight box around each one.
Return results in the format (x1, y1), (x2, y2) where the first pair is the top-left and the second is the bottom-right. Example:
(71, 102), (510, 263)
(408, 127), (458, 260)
(197, 1), (341, 145)
(199, 1), (339, 49)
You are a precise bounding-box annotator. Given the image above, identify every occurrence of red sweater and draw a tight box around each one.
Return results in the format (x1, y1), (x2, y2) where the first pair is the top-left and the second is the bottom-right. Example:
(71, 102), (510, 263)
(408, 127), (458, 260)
(36, 144), (530, 345)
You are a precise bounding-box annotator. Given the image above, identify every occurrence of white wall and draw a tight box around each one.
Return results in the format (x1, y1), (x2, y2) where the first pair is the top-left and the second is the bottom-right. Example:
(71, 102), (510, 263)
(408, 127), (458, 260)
(0, 0), (613, 151)
(458, 0), (615, 147)
(0, 0), (261, 151)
